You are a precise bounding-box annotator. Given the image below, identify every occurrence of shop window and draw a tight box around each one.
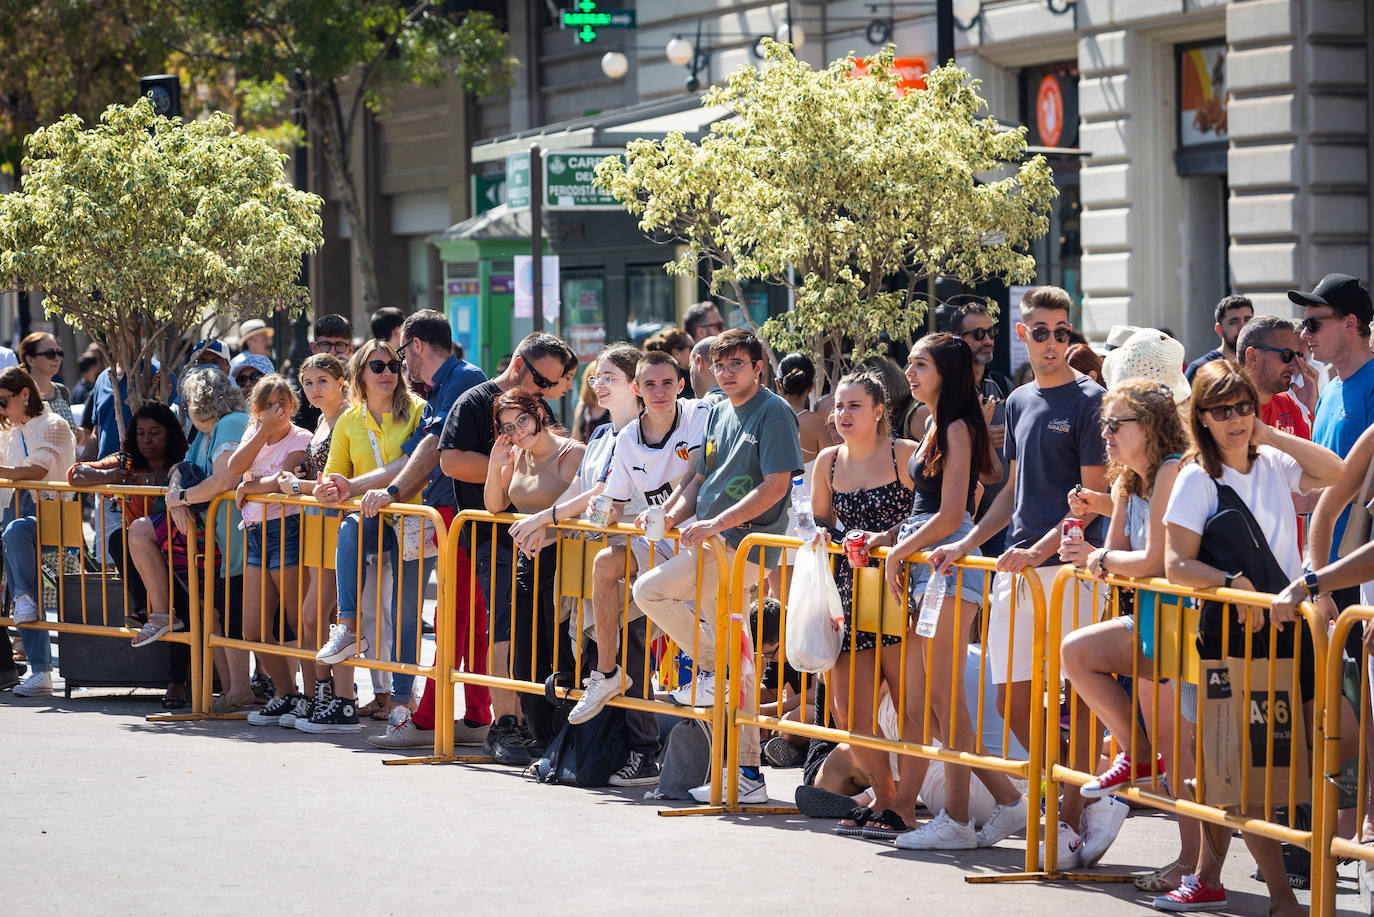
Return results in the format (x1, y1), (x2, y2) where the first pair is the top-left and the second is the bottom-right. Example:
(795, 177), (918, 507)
(626, 264), (674, 343)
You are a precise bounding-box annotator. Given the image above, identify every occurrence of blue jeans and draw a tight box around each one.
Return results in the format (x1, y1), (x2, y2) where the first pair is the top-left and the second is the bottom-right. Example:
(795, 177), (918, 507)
(4, 515), (48, 673)
(334, 512), (436, 702)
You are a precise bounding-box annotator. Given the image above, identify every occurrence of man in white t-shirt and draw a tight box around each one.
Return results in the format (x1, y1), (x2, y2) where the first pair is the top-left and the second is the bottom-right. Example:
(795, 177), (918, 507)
(566, 350), (710, 725)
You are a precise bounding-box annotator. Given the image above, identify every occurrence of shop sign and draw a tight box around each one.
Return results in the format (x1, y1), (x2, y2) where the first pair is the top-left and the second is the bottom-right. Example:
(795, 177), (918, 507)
(544, 150), (622, 210)
(490, 275), (513, 295)
(849, 56), (928, 96)
(506, 152), (531, 209)
(446, 280), (478, 295)
(1020, 62), (1078, 149)
(1036, 74), (1064, 147)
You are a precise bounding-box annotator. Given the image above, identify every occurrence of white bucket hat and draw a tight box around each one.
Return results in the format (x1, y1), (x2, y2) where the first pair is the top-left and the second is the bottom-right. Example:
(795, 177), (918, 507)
(1101, 329), (1191, 405)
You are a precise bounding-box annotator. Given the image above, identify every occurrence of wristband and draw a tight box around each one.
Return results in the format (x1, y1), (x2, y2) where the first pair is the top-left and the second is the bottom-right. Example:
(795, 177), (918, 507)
(1303, 566), (1321, 598)
(1095, 552), (1108, 576)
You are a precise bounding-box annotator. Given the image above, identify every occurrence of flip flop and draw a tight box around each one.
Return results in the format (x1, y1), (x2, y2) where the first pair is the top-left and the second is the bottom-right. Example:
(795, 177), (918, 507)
(796, 785), (858, 819)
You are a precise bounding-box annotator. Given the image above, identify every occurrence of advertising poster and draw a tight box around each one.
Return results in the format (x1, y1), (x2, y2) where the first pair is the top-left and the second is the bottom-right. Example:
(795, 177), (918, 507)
(1180, 44), (1228, 147)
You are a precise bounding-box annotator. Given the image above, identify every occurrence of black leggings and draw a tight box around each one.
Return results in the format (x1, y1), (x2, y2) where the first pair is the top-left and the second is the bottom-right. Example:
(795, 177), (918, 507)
(512, 545), (572, 746)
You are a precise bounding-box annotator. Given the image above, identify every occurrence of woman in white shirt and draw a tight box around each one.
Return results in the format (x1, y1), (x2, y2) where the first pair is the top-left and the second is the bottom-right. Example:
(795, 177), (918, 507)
(1, 367), (78, 697)
(1160, 360), (1340, 916)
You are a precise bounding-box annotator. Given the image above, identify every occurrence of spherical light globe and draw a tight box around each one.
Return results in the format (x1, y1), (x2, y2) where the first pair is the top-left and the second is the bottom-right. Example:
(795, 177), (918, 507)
(665, 37), (694, 67)
(776, 23), (805, 49)
(953, 0), (983, 23)
(601, 51), (628, 80)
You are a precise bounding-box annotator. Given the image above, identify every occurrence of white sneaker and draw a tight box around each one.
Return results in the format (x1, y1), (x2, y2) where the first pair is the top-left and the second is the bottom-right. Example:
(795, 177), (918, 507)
(976, 795), (1029, 847)
(1078, 795), (1129, 865)
(316, 624), (369, 664)
(895, 810), (978, 849)
(367, 708), (433, 749)
(567, 666), (627, 725)
(669, 669), (715, 707)
(1040, 821), (1084, 870)
(12, 670), (53, 697)
(11, 594), (38, 624)
(689, 768), (767, 804)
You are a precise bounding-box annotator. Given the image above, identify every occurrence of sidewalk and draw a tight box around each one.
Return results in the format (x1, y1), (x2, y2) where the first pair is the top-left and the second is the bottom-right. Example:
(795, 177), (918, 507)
(1, 685), (1366, 915)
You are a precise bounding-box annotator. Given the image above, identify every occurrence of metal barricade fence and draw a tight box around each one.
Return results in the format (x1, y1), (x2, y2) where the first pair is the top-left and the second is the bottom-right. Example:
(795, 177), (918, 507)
(0, 479), (203, 712)
(198, 493), (452, 753)
(723, 533), (1048, 866)
(443, 510), (733, 807)
(1045, 566), (1331, 910)
(1317, 604), (1374, 917)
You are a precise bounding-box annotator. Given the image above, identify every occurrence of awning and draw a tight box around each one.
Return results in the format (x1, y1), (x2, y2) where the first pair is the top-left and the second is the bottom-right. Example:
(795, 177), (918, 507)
(471, 94), (731, 164)
(428, 203), (549, 244)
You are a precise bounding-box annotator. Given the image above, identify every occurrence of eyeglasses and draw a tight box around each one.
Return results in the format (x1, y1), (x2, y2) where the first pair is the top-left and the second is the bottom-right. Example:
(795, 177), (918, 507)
(1202, 400), (1257, 421)
(366, 359), (404, 375)
(711, 359), (754, 375)
(1100, 416), (1140, 434)
(521, 357), (560, 391)
(236, 371), (265, 389)
(0, 394), (10, 409)
(587, 373), (623, 386)
(1301, 314), (1340, 335)
(29, 348), (62, 360)
(960, 326), (997, 342)
(193, 353), (223, 366)
(1253, 343), (1300, 363)
(500, 413), (534, 436)
(1028, 326), (1072, 344)
(311, 340), (352, 355)
(698, 320), (725, 335)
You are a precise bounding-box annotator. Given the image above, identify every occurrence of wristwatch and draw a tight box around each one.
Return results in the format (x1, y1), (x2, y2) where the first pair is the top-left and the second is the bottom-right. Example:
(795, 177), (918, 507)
(179, 488), (187, 504)
(291, 480), (301, 495)
(1302, 566), (1322, 598)
(1223, 571), (1241, 589)
(386, 484), (400, 498)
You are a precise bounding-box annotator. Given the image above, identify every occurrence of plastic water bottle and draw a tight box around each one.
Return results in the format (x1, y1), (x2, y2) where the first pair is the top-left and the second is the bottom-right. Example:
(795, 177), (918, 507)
(791, 475), (816, 540)
(915, 565), (948, 638)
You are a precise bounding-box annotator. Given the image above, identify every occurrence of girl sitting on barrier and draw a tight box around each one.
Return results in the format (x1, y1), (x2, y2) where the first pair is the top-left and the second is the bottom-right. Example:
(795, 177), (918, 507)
(882, 333), (1027, 851)
(68, 402), (188, 706)
(1, 367), (78, 698)
(230, 375), (313, 726)
(273, 353), (348, 727)
(810, 369), (924, 839)
(310, 341), (426, 733)
(1057, 379), (1194, 886)
(1160, 360), (1341, 915)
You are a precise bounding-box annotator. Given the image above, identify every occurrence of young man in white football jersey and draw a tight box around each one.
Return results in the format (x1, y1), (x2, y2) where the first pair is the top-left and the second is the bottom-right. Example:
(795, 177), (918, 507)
(565, 349), (711, 725)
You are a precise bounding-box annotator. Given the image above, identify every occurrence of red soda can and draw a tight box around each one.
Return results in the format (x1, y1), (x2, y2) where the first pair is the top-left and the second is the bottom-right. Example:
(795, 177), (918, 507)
(844, 530), (869, 567)
(1061, 517), (1084, 545)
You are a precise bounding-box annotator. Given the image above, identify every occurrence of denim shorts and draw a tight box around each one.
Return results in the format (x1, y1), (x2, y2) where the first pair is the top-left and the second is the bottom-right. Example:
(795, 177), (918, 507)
(903, 512), (986, 607)
(244, 515), (301, 570)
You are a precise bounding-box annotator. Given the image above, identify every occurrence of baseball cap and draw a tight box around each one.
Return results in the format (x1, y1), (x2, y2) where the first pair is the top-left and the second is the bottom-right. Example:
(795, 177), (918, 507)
(1287, 273), (1373, 324)
(230, 353), (275, 378)
(189, 339), (231, 364)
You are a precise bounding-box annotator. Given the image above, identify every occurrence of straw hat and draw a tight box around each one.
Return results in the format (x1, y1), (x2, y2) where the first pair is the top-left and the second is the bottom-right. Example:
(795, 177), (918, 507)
(1101, 329), (1190, 405)
(239, 318), (273, 347)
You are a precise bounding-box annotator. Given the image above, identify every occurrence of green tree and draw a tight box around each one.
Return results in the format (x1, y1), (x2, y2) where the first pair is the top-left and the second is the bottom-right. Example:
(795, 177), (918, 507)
(596, 44), (1057, 388)
(176, 1), (517, 313)
(0, 98), (323, 432)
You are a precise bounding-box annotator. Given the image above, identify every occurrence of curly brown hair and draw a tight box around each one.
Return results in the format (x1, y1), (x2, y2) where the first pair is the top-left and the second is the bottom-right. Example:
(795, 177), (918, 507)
(1103, 379), (1190, 497)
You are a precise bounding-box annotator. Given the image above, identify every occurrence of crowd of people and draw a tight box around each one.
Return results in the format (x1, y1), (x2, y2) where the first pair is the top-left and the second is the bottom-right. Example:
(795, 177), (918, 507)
(5, 276), (1374, 914)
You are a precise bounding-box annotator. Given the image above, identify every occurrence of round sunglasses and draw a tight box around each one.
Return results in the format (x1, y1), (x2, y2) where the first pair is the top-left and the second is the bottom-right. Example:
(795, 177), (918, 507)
(367, 359), (404, 375)
(1027, 326), (1071, 344)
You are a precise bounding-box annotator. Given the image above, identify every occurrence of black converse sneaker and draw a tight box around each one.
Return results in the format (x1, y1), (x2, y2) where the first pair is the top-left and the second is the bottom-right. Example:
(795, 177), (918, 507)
(277, 693), (314, 728)
(294, 695), (361, 733)
(609, 750), (661, 787)
(248, 693), (302, 726)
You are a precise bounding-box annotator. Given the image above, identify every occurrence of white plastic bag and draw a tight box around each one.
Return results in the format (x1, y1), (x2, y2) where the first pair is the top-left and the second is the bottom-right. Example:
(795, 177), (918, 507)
(784, 539), (845, 673)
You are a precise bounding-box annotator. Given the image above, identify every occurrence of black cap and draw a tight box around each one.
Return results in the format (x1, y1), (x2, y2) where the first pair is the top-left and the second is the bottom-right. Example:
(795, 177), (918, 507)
(1288, 273), (1373, 324)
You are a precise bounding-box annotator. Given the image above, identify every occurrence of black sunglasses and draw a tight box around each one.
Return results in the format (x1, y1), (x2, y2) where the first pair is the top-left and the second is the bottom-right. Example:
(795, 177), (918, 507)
(1301, 314), (1340, 335)
(1202, 401), (1257, 421)
(236, 371), (265, 388)
(1253, 343), (1299, 363)
(960, 326), (997, 342)
(1100, 416), (1140, 434)
(367, 359), (404, 375)
(28, 348), (62, 360)
(1028, 326), (1071, 344)
(522, 357), (560, 391)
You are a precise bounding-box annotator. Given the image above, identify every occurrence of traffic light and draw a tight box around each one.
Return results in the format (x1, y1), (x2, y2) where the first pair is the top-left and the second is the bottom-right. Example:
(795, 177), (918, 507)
(139, 74), (181, 118)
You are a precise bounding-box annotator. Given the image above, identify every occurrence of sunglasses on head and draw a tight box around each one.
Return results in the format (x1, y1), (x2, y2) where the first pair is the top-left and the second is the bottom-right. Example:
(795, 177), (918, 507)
(1028, 326), (1071, 344)
(367, 359), (404, 375)
(961, 326), (997, 342)
(1202, 400), (1257, 421)
(1253, 343), (1300, 363)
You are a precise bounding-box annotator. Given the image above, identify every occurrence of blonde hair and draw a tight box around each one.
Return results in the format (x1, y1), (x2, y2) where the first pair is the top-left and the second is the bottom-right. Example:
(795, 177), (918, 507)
(348, 340), (412, 424)
(247, 373), (298, 422)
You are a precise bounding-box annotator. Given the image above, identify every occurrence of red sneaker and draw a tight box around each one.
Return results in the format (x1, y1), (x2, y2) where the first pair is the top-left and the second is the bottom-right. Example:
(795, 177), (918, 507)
(1081, 751), (1166, 798)
(1152, 874), (1227, 911)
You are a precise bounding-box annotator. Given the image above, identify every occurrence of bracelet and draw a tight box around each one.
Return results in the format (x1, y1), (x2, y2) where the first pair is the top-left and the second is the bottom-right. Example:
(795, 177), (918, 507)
(1095, 551), (1108, 576)
(550, 505), (558, 525)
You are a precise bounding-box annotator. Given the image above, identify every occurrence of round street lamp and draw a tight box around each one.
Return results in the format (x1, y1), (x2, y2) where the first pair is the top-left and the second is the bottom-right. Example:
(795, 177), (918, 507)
(601, 51), (628, 80)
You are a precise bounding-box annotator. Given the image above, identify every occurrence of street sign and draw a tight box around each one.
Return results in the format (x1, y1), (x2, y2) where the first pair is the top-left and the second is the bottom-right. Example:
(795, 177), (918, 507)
(543, 150), (622, 210)
(505, 153), (531, 209)
(560, 1), (635, 43)
(473, 173), (506, 216)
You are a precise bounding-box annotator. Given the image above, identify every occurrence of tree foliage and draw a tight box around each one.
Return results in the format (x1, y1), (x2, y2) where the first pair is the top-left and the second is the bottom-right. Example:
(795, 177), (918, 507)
(596, 43), (1057, 388)
(0, 98), (323, 428)
(176, 0), (518, 312)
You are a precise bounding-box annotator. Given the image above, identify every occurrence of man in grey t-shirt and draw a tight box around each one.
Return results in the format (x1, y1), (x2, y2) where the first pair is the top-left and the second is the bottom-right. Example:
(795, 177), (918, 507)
(633, 329), (803, 805)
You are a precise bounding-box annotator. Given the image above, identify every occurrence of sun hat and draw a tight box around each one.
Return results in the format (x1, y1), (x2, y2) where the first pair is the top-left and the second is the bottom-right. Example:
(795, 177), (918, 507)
(230, 352), (275, 378)
(1101, 329), (1190, 405)
(238, 318), (274, 347)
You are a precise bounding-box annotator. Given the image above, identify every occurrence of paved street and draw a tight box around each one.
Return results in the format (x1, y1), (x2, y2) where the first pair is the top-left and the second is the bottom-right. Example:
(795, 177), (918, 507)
(4, 682), (1368, 916)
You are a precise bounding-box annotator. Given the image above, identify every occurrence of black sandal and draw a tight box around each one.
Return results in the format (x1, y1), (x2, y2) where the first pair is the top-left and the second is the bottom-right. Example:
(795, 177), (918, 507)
(160, 687), (187, 710)
(834, 806), (875, 837)
(862, 808), (915, 840)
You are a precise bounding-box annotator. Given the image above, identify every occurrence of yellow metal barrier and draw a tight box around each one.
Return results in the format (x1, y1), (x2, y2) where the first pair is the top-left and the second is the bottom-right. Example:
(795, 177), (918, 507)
(1317, 604), (1374, 917)
(198, 492), (452, 754)
(725, 533), (1048, 867)
(1045, 565), (1330, 909)
(0, 479), (203, 714)
(442, 510), (732, 807)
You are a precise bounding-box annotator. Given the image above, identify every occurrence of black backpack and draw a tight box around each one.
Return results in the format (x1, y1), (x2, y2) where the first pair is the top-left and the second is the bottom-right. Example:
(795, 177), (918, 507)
(533, 672), (629, 787)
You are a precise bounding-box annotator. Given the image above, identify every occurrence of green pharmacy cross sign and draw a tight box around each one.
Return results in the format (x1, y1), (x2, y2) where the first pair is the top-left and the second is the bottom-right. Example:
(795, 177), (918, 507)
(560, 1), (635, 44)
